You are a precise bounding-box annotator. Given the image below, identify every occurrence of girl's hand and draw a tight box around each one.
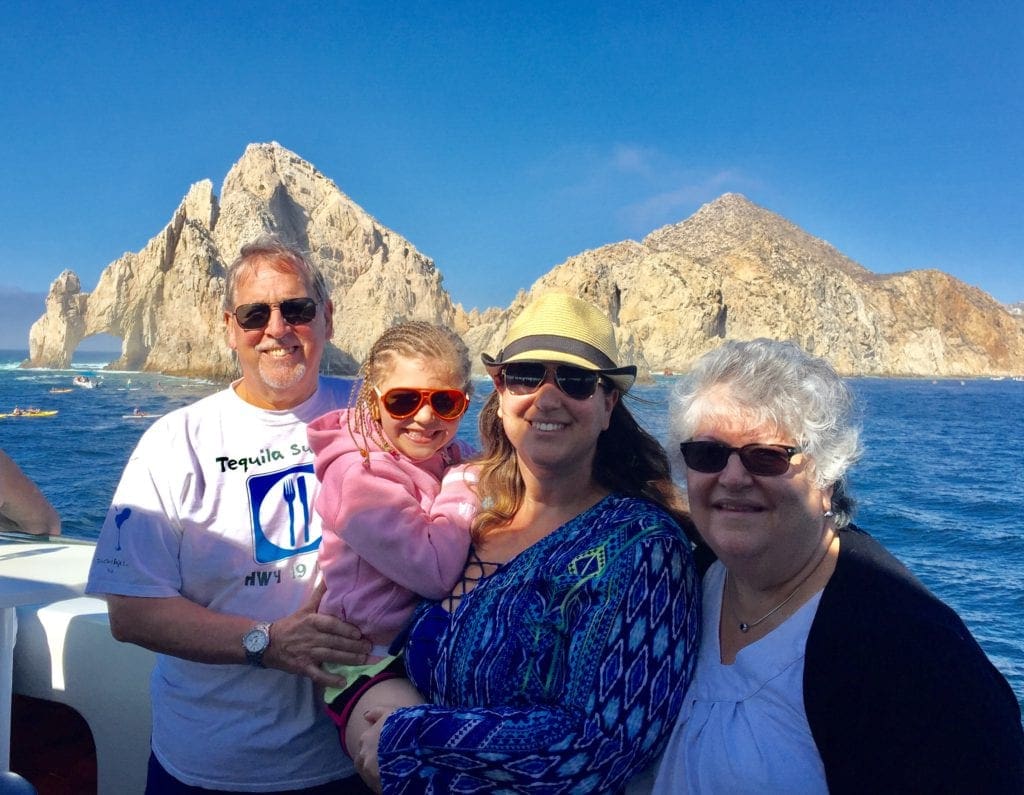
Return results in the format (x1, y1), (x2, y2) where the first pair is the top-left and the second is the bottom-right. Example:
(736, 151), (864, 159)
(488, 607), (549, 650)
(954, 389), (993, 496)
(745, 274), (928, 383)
(354, 705), (397, 793)
(349, 678), (425, 792)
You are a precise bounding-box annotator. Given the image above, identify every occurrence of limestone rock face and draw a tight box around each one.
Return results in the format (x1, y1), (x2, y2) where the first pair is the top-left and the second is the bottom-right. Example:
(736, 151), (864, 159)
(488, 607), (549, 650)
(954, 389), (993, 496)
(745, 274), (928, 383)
(27, 143), (455, 377)
(476, 194), (1024, 377)
(213, 144), (456, 370)
(80, 180), (228, 377)
(28, 271), (88, 370)
(26, 148), (1024, 379)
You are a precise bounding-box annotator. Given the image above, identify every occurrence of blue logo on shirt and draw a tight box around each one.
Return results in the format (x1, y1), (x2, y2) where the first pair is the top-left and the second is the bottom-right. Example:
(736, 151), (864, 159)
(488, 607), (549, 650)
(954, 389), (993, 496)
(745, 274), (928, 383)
(248, 465), (321, 563)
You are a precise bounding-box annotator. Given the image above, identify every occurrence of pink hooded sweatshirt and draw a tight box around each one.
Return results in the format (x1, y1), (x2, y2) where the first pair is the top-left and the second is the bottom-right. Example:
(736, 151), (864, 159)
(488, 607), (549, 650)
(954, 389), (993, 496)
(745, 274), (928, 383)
(307, 408), (478, 652)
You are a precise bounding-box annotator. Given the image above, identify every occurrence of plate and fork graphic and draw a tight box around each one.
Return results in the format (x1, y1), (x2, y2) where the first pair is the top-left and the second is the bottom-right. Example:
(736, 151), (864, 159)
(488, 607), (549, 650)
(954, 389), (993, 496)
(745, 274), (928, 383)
(249, 466), (320, 563)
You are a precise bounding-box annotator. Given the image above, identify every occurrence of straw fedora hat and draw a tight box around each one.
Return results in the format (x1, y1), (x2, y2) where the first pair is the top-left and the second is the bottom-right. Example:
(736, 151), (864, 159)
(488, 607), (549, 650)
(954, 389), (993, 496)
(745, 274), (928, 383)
(481, 292), (637, 392)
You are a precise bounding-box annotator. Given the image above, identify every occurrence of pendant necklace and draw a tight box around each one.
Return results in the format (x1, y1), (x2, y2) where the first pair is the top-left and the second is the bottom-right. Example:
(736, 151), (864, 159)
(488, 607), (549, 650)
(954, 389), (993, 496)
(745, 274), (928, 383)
(729, 530), (834, 633)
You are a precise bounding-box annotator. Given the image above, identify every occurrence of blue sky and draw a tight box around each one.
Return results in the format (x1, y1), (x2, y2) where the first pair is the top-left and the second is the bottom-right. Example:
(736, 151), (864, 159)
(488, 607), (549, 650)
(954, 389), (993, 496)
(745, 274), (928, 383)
(1, 1), (1021, 348)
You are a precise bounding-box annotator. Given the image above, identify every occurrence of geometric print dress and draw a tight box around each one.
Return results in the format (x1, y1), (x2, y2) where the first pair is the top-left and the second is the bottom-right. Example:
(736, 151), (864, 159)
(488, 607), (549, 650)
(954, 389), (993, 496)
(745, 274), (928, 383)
(377, 494), (701, 793)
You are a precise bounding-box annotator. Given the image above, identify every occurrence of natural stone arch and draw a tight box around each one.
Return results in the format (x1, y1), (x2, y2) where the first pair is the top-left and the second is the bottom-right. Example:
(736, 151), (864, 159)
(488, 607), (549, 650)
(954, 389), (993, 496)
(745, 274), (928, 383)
(26, 143), (460, 380)
(73, 333), (123, 359)
(26, 182), (237, 379)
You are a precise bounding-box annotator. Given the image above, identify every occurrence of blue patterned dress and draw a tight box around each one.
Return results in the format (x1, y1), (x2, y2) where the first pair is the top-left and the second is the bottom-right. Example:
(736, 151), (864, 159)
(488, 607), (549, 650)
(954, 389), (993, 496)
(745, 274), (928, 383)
(377, 494), (701, 793)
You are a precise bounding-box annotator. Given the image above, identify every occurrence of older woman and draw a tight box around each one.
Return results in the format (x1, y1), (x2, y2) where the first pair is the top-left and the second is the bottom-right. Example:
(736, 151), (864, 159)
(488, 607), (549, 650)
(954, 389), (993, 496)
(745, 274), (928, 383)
(345, 293), (701, 793)
(653, 338), (1024, 793)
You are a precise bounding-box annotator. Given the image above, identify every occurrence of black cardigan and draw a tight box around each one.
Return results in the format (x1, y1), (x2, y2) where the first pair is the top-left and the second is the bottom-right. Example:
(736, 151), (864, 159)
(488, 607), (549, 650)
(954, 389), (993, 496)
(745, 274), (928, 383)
(801, 527), (1024, 793)
(692, 526), (1024, 792)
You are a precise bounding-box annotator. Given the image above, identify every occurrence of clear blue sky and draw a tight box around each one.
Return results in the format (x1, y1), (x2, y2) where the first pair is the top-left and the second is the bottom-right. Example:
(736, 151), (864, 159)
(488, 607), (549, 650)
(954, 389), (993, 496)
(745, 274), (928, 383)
(1, 1), (1021, 348)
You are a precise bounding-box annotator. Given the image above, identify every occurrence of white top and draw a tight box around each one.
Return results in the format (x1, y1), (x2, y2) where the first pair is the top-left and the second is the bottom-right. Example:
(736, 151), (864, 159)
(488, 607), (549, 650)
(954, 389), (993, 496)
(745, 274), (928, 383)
(651, 561), (828, 794)
(87, 379), (355, 791)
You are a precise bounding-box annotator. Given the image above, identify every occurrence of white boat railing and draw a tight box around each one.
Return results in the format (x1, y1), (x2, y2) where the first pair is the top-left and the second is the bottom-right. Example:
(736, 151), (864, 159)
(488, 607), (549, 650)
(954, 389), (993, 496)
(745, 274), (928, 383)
(0, 534), (153, 794)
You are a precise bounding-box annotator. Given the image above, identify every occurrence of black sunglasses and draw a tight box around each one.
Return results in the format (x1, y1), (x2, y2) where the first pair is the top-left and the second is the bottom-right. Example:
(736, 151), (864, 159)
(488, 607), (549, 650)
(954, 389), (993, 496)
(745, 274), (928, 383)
(377, 388), (469, 421)
(500, 362), (606, 400)
(679, 441), (800, 477)
(233, 297), (318, 330)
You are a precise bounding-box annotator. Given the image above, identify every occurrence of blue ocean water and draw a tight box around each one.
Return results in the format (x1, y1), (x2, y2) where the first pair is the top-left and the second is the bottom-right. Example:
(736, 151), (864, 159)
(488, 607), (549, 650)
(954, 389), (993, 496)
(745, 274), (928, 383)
(1, 350), (1022, 714)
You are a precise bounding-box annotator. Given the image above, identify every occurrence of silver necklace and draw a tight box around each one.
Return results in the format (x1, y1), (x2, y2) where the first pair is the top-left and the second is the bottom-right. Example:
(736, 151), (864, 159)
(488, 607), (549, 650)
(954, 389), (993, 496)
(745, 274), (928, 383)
(728, 532), (833, 633)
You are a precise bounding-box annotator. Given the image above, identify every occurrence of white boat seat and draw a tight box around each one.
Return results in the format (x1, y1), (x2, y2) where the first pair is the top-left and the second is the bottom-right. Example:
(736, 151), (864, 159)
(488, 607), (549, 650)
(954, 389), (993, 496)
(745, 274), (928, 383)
(12, 597), (153, 795)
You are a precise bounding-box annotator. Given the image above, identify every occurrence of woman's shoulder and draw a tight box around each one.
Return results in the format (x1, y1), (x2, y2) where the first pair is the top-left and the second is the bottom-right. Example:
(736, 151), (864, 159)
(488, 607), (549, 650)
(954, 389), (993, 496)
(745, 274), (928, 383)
(599, 493), (684, 530)
(807, 526), (1024, 786)
(583, 494), (696, 558)
(830, 526), (943, 609)
(523, 495), (696, 590)
(815, 525), (995, 664)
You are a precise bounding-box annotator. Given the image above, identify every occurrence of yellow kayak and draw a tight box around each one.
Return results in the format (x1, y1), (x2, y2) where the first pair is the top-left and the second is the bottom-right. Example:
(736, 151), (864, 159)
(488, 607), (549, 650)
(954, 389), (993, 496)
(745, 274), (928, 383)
(0, 410), (59, 419)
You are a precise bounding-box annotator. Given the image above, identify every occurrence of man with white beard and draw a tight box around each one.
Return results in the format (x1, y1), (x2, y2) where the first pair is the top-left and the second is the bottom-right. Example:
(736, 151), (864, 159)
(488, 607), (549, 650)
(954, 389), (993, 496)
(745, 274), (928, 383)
(88, 236), (372, 793)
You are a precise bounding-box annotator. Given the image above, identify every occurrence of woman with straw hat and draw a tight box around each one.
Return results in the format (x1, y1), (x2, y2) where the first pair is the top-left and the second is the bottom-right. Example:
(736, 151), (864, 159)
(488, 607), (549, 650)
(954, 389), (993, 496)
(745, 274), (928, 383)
(341, 292), (700, 793)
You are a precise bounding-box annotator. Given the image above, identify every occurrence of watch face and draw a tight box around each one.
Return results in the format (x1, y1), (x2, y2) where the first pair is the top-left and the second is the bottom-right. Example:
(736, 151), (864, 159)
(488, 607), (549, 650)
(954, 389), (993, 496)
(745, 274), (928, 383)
(244, 628), (268, 653)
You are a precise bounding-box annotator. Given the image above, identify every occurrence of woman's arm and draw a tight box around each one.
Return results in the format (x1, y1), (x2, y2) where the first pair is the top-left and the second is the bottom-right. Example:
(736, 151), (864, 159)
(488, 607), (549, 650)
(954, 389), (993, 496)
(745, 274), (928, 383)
(806, 531), (1024, 791)
(0, 449), (61, 535)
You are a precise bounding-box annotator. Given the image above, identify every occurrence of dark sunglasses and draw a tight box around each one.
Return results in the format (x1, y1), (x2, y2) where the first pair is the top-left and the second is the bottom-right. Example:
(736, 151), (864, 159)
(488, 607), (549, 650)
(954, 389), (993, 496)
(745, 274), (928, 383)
(679, 441), (800, 477)
(501, 362), (605, 400)
(233, 297), (318, 330)
(377, 388), (469, 421)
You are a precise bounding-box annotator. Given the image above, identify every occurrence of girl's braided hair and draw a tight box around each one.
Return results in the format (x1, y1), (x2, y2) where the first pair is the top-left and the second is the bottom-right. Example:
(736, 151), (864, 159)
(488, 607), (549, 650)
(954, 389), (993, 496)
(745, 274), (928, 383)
(347, 322), (473, 456)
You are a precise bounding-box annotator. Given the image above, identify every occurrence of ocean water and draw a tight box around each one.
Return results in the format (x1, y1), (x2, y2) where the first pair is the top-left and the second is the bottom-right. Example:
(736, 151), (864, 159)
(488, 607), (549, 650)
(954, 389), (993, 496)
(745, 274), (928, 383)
(1, 350), (1022, 714)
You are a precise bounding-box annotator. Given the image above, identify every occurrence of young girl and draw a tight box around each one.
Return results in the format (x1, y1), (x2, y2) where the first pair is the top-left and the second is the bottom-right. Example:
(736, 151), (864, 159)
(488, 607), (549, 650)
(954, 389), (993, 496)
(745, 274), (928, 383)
(306, 321), (478, 733)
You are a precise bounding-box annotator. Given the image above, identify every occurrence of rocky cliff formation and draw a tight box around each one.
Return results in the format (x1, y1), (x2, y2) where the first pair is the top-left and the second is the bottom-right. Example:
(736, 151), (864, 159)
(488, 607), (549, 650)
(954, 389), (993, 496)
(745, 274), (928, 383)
(27, 143), (455, 376)
(476, 194), (1024, 377)
(27, 144), (1024, 378)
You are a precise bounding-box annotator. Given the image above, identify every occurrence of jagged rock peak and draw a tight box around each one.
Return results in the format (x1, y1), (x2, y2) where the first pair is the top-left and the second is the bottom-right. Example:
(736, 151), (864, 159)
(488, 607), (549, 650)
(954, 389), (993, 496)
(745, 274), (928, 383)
(180, 179), (218, 230)
(26, 142), (455, 377)
(644, 193), (872, 282)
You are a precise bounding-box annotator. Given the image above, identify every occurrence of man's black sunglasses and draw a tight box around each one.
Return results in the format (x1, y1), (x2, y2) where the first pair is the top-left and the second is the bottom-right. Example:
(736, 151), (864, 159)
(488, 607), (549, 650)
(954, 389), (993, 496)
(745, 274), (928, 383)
(233, 297), (318, 330)
(501, 362), (606, 400)
(679, 441), (800, 477)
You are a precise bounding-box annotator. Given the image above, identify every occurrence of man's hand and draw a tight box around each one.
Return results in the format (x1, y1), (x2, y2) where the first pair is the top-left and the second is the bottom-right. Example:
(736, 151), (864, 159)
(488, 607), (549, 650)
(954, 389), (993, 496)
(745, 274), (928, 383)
(264, 579), (372, 687)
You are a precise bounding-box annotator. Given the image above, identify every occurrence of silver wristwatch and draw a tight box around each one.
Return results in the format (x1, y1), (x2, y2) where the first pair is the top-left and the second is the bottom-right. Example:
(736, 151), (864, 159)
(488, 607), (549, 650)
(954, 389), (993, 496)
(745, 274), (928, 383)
(242, 621), (272, 667)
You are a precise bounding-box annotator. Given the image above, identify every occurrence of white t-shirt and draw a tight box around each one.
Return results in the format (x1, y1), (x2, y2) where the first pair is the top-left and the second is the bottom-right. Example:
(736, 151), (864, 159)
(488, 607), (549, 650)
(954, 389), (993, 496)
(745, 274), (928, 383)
(87, 378), (355, 791)
(650, 561), (828, 795)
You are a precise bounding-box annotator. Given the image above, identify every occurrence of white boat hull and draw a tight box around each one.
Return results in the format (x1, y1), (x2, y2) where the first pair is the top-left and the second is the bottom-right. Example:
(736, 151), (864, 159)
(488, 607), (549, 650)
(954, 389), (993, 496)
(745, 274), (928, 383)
(1, 537), (153, 793)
